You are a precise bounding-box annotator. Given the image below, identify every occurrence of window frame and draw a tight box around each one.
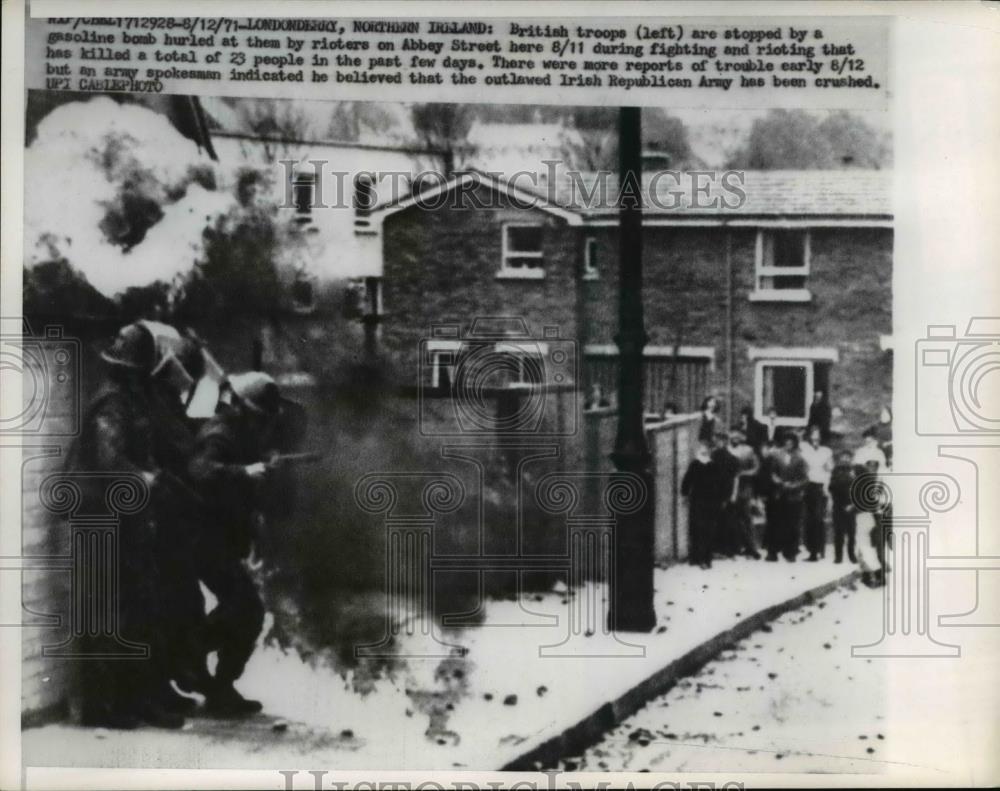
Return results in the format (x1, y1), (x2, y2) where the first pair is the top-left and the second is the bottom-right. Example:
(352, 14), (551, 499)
(750, 228), (812, 302)
(425, 340), (462, 390)
(498, 222), (545, 279)
(425, 340), (552, 389)
(754, 359), (815, 427)
(292, 172), (316, 222)
(583, 236), (599, 280)
(493, 341), (549, 388)
(290, 271), (318, 314)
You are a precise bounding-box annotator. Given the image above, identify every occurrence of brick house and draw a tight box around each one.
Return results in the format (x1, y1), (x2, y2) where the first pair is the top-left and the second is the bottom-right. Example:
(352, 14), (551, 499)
(365, 168), (892, 444)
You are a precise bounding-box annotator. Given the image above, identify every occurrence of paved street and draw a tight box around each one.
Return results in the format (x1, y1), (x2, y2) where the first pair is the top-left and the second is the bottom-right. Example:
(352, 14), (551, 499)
(563, 580), (888, 773)
(23, 559), (861, 770)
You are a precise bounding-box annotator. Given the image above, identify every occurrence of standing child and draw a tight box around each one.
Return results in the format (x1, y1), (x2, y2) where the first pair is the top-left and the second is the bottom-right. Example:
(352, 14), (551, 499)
(853, 427), (890, 585)
(682, 439), (719, 569)
(828, 449), (858, 564)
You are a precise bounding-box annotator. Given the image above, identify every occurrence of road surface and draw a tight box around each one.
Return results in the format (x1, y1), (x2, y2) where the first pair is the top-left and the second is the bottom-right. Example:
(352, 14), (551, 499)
(563, 580), (891, 773)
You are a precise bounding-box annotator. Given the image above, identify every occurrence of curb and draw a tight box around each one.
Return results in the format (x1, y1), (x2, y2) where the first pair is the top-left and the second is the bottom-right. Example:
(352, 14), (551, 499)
(500, 568), (862, 771)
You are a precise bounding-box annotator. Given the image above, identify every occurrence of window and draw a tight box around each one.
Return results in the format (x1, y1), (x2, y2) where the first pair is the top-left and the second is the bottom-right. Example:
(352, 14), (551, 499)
(293, 173), (315, 223)
(430, 350), (457, 389)
(491, 343), (545, 388)
(750, 229), (811, 302)
(291, 272), (317, 313)
(757, 361), (812, 425)
(499, 223), (545, 279)
(425, 341), (548, 390)
(583, 237), (599, 280)
(750, 348), (838, 426)
(585, 344), (715, 414)
(424, 340), (461, 389)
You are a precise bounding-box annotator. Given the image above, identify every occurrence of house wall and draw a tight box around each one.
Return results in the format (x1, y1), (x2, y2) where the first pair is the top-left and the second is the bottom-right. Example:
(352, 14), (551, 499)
(380, 184), (582, 376)
(578, 225), (893, 445)
(20, 318), (120, 725)
(380, 199), (892, 447)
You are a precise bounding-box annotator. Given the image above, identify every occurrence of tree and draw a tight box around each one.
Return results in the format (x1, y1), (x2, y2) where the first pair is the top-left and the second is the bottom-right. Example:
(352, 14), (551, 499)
(174, 166), (304, 319)
(326, 102), (399, 142)
(819, 110), (891, 168)
(410, 103), (476, 177)
(643, 109), (695, 168)
(223, 98), (313, 160)
(564, 107), (695, 171)
(727, 109), (889, 169)
(23, 258), (115, 319)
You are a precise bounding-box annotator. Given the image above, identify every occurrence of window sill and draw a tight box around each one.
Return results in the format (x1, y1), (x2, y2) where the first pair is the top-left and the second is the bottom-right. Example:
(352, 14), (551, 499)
(497, 269), (545, 280)
(749, 289), (812, 303)
(583, 272), (600, 281)
(757, 416), (809, 428)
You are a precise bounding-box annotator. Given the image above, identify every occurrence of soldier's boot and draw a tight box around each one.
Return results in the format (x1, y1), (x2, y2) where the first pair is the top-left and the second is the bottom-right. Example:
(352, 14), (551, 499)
(156, 682), (198, 714)
(135, 700), (187, 729)
(174, 658), (214, 697)
(204, 682), (263, 717)
(80, 700), (141, 730)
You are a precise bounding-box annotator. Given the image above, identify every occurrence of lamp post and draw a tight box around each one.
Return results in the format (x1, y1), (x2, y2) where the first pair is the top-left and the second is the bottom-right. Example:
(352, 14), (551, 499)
(607, 106), (656, 633)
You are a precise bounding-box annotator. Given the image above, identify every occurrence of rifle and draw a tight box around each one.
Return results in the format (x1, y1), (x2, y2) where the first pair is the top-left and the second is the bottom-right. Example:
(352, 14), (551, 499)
(266, 451), (325, 469)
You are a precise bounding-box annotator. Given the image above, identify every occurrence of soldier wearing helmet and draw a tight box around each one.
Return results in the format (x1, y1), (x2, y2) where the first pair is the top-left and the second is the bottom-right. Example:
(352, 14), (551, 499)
(71, 322), (186, 730)
(185, 370), (282, 716)
(139, 321), (215, 707)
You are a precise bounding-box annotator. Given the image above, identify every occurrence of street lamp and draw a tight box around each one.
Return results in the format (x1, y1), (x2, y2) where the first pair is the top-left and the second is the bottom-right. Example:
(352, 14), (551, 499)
(607, 106), (656, 633)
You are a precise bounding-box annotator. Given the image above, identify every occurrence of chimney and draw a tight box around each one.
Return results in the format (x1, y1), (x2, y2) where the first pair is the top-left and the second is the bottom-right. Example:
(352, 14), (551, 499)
(353, 173), (375, 229)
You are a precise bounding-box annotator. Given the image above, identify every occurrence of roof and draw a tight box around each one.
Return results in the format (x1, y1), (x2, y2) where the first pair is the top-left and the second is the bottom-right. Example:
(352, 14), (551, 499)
(210, 129), (441, 158)
(370, 168), (892, 223)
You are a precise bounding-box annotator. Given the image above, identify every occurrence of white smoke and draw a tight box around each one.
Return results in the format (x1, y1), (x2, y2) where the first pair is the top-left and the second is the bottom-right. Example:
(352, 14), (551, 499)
(24, 96), (236, 297)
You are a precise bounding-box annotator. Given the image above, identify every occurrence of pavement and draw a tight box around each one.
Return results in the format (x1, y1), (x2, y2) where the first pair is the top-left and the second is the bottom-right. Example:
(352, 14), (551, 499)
(22, 556), (863, 771)
(568, 581), (891, 773)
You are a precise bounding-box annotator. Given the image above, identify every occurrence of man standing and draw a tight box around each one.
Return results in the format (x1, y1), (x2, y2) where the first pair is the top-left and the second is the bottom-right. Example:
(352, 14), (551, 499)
(187, 371), (282, 716)
(759, 438), (781, 561)
(828, 449), (859, 564)
(771, 431), (810, 562)
(800, 425), (834, 561)
(710, 429), (738, 556)
(807, 391), (832, 444)
(722, 426), (762, 559)
(737, 406), (767, 456)
(71, 323), (184, 729)
(681, 439), (719, 569)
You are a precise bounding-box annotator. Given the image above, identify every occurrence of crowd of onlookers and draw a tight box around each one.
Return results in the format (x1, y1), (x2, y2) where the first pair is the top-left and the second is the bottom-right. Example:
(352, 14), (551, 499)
(681, 393), (893, 586)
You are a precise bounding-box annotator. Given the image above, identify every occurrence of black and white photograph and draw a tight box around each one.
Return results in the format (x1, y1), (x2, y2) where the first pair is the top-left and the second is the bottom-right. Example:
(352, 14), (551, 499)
(2, 4), (999, 790)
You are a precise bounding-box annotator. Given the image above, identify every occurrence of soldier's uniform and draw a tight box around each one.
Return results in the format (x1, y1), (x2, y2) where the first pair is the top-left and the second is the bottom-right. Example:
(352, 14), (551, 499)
(143, 324), (211, 699)
(187, 372), (280, 715)
(71, 324), (183, 729)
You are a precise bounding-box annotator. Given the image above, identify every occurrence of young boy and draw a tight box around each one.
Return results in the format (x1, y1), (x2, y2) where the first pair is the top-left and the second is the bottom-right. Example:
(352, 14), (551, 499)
(828, 449), (858, 564)
(682, 439), (719, 569)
